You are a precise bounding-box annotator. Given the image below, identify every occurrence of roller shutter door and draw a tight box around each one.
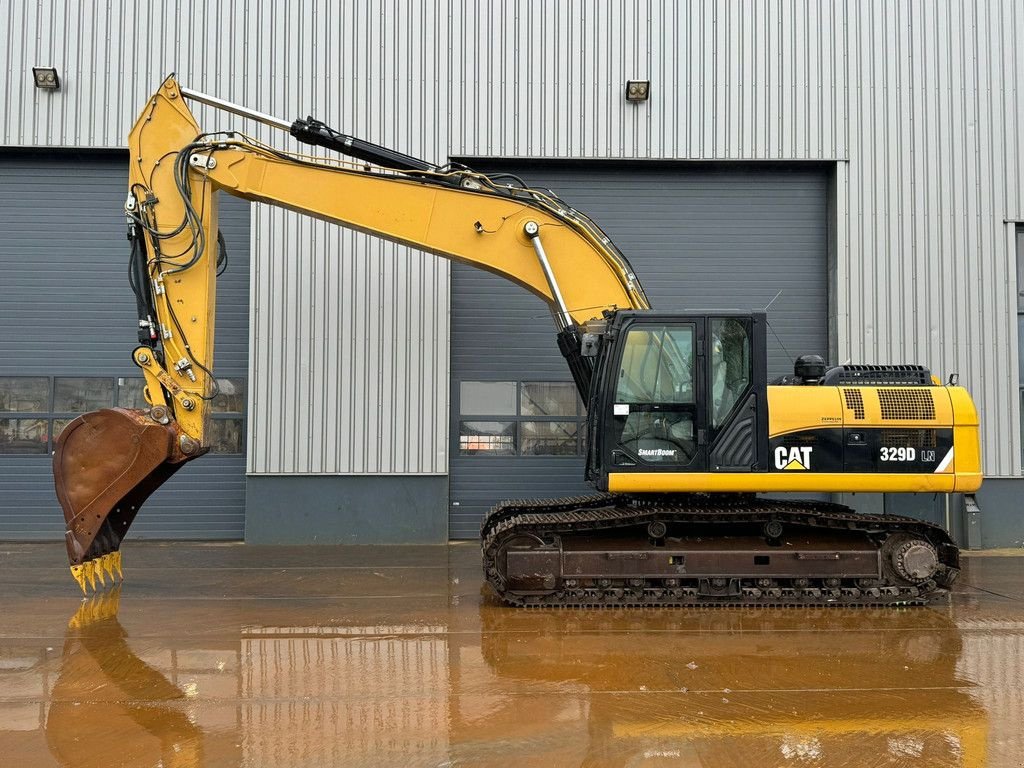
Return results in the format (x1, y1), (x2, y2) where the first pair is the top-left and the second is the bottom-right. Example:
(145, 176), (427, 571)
(450, 163), (828, 538)
(0, 151), (250, 540)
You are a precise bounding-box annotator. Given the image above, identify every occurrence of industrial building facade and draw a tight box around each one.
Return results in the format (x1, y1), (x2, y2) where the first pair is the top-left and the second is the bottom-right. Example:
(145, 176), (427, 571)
(1, 1), (1021, 547)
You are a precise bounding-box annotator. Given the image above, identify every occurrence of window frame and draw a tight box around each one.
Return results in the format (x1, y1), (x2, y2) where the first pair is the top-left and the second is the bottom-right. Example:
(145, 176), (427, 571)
(455, 379), (586, 457)
(0, 376), (248, 456)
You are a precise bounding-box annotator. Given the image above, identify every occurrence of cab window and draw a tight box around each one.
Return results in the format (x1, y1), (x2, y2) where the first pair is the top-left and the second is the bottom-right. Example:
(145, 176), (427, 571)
(613, 325), (697, 465)
(615, 326), (694, 404)
(710, 318), (751, 429)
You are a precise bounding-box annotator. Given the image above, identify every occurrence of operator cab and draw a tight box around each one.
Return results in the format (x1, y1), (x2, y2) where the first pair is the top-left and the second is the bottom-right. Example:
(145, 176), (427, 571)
(584, 310), (769, 488)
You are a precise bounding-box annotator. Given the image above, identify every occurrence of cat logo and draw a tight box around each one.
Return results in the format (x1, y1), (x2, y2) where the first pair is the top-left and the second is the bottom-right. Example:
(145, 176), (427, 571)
(775, 445), (812, 471)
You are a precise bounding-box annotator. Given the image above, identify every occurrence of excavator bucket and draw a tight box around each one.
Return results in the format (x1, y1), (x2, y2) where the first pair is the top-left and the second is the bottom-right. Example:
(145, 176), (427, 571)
(53, 408), (194, 593)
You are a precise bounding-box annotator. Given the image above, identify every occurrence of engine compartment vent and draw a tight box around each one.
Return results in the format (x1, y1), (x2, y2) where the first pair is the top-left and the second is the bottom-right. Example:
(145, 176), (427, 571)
(881, 428), (938, 448)
(878, 388), (936, 420)
(843, 388), (865, 420)
(822, 365), (932, 386)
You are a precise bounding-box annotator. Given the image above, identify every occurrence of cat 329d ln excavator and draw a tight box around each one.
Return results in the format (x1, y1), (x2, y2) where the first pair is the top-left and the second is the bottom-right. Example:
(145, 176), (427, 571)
(53, 76), (982, 606)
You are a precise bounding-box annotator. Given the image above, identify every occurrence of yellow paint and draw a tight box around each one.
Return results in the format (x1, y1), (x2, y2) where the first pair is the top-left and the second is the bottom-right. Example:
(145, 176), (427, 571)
(766, 386), (842, 436)
(782, 459), (807, 471)
(98, 553), (117, 583)
(69, 565), (87, 595)
(609, 471), (957, 494)
(127, 78), (218, 442)
(82, 560), (97, 591)
(767, 383), (963, 437)
(761, 384), (982, 493)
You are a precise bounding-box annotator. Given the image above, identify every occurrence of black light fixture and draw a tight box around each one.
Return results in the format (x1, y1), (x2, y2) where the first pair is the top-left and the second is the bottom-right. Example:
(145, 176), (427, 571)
(32, 66), (60, 91)
(625, 80), (650, 102)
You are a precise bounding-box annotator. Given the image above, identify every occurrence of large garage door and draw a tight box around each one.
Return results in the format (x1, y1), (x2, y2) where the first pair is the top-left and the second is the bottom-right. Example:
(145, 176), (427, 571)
(450, 163), (828, 538)
(0, 151), (250, 540)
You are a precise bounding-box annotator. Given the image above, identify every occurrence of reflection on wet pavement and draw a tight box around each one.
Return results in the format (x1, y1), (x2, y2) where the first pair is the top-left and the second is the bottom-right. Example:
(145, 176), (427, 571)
(1, 543), (1022, 766)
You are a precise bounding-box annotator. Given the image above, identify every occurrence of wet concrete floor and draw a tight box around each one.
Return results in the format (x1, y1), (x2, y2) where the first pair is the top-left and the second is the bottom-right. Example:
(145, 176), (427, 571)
(1, 542), (1023, 767)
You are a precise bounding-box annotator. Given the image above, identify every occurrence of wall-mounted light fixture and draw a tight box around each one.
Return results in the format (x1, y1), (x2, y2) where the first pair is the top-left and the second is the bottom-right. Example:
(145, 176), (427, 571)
(32, 66), (61, 90)
(625, 80), (650, 102)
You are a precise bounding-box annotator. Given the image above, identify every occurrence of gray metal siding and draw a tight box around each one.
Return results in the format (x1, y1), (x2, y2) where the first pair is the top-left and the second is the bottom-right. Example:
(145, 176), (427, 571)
(449, 163), (828, 538)
(248, 214), (449, 475)
(1, 0), (1022, 477)
(245, 476), (448, 544)
(0, 152), (250, 539)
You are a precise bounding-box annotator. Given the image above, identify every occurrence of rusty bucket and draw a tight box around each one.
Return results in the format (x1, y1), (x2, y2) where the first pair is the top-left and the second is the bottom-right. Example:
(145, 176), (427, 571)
(52, 408), (196, 592)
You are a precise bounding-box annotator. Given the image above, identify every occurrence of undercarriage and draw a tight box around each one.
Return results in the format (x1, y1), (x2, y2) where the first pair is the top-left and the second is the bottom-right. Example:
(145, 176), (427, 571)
(481, 494), (959, 607)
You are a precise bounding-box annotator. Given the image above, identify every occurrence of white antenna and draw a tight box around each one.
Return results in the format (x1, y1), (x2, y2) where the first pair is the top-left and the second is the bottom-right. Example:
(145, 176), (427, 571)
(763, 290), (783, 312)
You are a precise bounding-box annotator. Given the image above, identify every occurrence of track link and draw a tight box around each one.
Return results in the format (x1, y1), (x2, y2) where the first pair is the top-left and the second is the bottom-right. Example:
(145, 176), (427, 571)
(480, 494), (959, 608)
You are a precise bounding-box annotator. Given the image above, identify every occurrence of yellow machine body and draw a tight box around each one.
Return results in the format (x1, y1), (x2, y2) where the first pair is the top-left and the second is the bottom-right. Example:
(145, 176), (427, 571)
(608, 384), (982, 494)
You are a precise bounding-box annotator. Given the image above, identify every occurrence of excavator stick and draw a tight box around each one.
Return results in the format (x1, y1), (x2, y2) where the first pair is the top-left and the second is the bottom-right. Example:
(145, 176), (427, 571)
(53, 408), (197, 593)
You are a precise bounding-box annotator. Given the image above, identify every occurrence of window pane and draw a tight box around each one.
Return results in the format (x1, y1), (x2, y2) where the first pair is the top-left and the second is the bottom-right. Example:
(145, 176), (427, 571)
(54, 378), (114, 412)
(212, 378), (246, 413)
(710, 318), (752, 428)
(0, 418), (48, 454)
(616, 326), (695, 404)
(521, 382), (578, 417)
(208, 418), (245, 454)
(619, 412), (696, 464)
(460, 382), (516, 416)
(52, 418), (75, 444)
(0, 377), (49, 412)
(117, 378), (149, 409)
(459, 421), (515, 455)
(520, 421), (578, 456)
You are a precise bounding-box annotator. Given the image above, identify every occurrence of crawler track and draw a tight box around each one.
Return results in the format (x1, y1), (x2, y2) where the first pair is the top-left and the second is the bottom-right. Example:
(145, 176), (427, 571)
(480, 494), (959, 608)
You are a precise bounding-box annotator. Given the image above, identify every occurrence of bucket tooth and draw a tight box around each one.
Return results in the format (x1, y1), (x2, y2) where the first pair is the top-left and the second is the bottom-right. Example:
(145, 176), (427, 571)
(112, 551), (124, 580)
(69, 565), (87, 595)
(83, 560), (98, 592)
(99, 553), (116, 584)
(94, 559), (107, 587)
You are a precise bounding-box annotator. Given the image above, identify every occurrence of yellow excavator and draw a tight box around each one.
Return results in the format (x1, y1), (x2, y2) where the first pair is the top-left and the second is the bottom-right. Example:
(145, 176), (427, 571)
(53, 75), (982, 606)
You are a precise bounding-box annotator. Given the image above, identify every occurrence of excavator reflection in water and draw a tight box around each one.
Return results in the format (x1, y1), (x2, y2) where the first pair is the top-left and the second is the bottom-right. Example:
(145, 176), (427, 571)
(39, 590), (991, 766)
(455, 602), (989, 767)
(44, 592), (235, 768)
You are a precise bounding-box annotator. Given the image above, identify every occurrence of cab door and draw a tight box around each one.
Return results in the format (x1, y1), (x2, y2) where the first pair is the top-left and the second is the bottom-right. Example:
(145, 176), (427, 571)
(602, 318), (708, 473)
(705, 315), (766, 471)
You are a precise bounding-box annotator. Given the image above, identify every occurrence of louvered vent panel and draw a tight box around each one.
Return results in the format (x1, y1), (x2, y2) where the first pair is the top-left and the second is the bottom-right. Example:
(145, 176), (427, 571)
(877, 389), (936, 420)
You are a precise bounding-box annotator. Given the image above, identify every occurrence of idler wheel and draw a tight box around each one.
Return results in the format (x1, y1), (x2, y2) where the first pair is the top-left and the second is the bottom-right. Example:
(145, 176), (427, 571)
(892, 539), (939, 583)
(647, 521), (668, 539)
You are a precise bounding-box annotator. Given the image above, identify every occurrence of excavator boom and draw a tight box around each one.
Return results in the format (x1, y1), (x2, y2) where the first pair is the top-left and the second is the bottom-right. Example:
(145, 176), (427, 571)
(53, 75), (648, 591)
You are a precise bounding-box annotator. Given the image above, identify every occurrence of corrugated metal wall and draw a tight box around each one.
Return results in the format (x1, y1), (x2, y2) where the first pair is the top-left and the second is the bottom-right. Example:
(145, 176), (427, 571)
(2, 0), (1022, 477)
(0, 151), (250, 539)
